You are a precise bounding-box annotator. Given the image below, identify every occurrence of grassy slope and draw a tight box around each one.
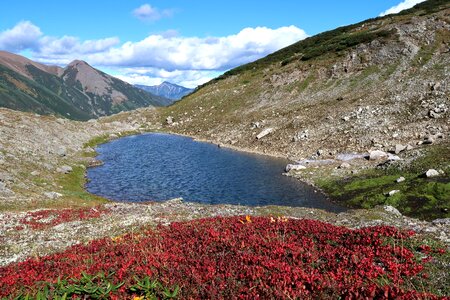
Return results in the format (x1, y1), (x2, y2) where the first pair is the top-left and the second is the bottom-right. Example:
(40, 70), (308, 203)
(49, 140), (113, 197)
(318, 143), (450, 220)
(0, 65), (92, 120)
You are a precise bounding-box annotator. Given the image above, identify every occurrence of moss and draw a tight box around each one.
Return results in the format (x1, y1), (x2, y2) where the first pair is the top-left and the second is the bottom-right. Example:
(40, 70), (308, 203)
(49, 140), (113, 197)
(57, 165), (108, 206)
(318, 143), (450, 221)
(83, 134), (111, 149)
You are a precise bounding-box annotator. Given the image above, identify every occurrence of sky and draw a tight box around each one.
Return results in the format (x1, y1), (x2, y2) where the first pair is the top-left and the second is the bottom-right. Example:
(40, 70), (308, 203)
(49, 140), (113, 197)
(0, 0), (426, 88)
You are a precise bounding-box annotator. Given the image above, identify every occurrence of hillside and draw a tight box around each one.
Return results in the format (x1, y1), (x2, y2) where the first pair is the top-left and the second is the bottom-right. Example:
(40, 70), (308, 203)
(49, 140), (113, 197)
(136, 81), (194, 101)
(157, 0), (449, 218)
(0, 52), (171, 120)
(0, 2), (449, 297)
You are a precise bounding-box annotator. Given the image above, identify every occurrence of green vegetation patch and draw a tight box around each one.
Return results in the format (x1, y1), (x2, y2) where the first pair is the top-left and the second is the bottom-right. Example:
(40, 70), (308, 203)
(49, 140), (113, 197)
(318, 144), (450, 221)
(57, 165), (108, 206)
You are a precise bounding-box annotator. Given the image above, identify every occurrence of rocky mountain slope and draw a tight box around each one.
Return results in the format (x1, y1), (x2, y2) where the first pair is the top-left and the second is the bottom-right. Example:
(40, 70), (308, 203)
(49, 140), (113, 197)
(163, 1), (449, 159)
(0, 52), (171, 120)
(135, 81), (194, 101)
(0, 107), (448, 269)
(154, 0), (449, 219)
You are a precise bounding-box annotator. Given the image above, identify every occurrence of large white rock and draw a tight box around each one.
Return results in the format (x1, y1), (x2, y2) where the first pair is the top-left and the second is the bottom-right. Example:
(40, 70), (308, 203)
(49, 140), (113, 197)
(425, 169), (439, 178)
(57, 165), (73, 174)
(396, 176), (405, 183)
(388, 190), (400, 196)
(44, 191), (63, 199)
(285, 164), (306, 172)
(383, 205), (402, 216)
(394, 144), (406, 154)
(256, 128), (274, 139)
(369, 150), (388, 160)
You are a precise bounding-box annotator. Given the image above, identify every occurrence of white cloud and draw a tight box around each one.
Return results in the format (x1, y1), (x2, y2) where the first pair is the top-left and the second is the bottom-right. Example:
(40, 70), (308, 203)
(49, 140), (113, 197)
(38, 36), (120, 56)
(379, 0), (426, 16)
(0, 21), (42, 52)
(0, 20), (308, 88)
(132, 4), (173, 21)
(88, 26), (308, 71)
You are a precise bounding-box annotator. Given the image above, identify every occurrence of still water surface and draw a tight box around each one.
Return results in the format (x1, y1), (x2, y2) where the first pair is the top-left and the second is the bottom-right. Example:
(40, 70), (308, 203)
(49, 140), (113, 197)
(86, 133), (345, 212)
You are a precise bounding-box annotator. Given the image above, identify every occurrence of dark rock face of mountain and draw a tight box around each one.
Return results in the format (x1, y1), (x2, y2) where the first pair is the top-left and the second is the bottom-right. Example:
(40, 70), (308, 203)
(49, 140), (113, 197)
(0, 51), (170, 120)
(135, 81), (194, 101)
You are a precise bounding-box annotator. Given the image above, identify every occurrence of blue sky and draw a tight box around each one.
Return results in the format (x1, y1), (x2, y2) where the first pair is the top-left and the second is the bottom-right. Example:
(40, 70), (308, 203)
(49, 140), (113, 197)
(0, 0), (426, 87)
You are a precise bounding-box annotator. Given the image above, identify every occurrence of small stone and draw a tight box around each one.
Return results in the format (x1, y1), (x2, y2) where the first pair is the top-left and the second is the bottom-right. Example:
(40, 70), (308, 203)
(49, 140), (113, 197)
(256, 127), (274, 139)
(285, 164), (306, 172)
(396, 176), (405, 183)
(388, 190), (400, 196)
(251, 122), (261, 129)
(425, 169), (439, 178)
(44, 191), (63, 199)
(369, 150), (388, 160)
(57, 165), (73, 174)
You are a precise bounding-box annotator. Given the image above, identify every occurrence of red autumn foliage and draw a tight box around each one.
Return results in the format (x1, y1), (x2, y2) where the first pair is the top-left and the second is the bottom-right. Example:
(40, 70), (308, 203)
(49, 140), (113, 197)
(0, 216), (447, 299)
(18, 206), (110, 230)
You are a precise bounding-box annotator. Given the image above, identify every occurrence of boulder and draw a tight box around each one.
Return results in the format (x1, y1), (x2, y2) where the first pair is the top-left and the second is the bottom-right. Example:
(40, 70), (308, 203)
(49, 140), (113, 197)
(339, 162), (351, 169)
(57, 165), (73, 174)
(292, 130), (309, 142)
(394, 144), (406, 154)
(387, 190), (400, 196)
(285, 164), (306, 172)
(165, 116), (174, 125)
(369, 150), (388, 160)
(383, 205), (402, 216)
(387, 154), (401, 161)
(56, 146), (67, 157)
(256, 128), (274, 139)
(44, 191), (63, 199)
(30, 171), (40, 176)
(425, 169), (439, 178)
(423, 136), (434, 144)
(396, 176), (405, 183)
(0, 182), (14, 196)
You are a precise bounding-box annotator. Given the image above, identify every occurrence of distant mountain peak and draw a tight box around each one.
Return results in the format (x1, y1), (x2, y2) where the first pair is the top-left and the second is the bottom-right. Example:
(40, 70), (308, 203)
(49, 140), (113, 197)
(135, 81), (194, 101)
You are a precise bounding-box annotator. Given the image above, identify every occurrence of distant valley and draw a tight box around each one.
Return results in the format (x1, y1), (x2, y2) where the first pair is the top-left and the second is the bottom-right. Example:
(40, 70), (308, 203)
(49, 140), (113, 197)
(0, 51), (171, 120)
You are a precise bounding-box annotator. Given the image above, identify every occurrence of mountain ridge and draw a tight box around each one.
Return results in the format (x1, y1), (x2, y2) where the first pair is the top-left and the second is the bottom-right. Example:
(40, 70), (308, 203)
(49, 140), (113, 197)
(135, 81), (194, 101)
(0, 53), (171, 120)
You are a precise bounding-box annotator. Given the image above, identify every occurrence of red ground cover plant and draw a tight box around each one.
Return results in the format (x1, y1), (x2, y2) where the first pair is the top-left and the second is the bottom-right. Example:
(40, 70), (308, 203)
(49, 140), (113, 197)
(18, 206), (110, 230)
(1, 216), (447, 299)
